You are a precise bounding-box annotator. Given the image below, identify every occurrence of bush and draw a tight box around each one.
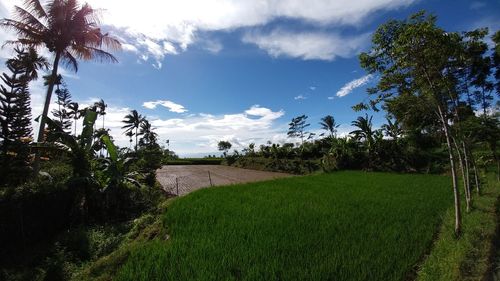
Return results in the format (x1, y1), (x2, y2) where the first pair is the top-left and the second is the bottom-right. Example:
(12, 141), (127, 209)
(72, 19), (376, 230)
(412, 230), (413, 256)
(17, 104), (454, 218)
(233, 157), (321, 174)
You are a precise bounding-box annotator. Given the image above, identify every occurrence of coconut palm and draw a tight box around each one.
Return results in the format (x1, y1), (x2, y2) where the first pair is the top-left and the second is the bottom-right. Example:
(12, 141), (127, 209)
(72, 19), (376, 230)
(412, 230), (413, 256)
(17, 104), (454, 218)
(350, 114), (375, 145)
(139, 119), (157, 146)
(67, 102), (80, 136)
(1, 0), (121, 170)
(122, 110), (143, 152)
(95, 99), (107, 129)
(319, 115), (340, 138)
(18, 47), (50, 81)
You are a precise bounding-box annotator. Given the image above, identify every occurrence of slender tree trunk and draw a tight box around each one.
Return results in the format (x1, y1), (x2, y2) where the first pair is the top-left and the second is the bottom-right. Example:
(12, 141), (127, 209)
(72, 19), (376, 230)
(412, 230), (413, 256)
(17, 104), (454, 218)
(34, 52), (61, 174)
(438, 105), (461, 236)
(135, 127), (138, 152)
(454, 138), (470, 213)
(462, 141), (472, 206)
(471, 154), (481, 195)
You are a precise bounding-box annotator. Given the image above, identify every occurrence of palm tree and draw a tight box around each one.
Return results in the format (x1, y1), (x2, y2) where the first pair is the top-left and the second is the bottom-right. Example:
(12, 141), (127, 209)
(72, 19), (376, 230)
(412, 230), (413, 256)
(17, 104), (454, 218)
(1, 0), (121, 170)
(67, 102), (80, 136)
(125, 130), (133, 150)
(319, 115), (340, 138)
(381, 117), (402, 141)
(19, 47), (49, 81)
(350, 114), (375, 145)
(122, 110), (143, 152)
(95, 99), (107, 129)
(350, 114), (377, 168)
(139, 119), (158, 146)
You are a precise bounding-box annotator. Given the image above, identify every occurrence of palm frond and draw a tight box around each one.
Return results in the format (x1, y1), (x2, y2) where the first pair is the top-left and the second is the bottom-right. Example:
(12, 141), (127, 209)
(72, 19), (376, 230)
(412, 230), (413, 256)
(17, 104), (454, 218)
(23, 0), (48, 19)
(14, 6), (48, 31)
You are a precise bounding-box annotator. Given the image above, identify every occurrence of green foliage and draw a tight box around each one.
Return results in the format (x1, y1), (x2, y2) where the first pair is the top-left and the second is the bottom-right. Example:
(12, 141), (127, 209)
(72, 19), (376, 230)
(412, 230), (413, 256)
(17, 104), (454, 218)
(287, 114), (310, 144)
(52, 79), (73, 132)
(0, 47), (47, 186)
(164, 158), (223, 165)
(217, 140), (232, 157)
(319, 115), (339, 138)
(115, 172), (451, 281)
(45, 109), (98, 178)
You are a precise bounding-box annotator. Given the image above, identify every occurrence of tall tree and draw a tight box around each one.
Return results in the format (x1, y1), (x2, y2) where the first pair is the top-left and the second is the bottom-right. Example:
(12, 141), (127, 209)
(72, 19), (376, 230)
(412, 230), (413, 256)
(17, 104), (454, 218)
(350, 114), (377, 168)
(357, 11), (468, 235)
(492, 31), (500, 98)
(52, 78), (72, 132)
(218, 140), (232, 157)
(67, 102), (81, 136)
(122, 110), (143, 152)
(319, 115), (339, 138)
(0, 47), (47, 184)
(1, 0), (121, 172)
(139, 119), (158, 147)
(288, 115), (310, 144)
(95, 99), (107, 129)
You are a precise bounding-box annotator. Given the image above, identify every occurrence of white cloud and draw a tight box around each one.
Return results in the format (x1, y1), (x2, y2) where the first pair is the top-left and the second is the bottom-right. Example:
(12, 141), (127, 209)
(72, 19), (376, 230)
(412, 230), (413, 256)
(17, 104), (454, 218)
(469, 1), (486, 10)
(200, 39), (223, 54)
(0, 0), (416, 65)
(309, 86), (316, 91)
(141, 105), (285, 155)
(334, 74), (373, 98)
(294, 95), (307, 100)
(0, 0), (412, 64)
(242, 30), (370, 60)
(142, 100), (188, 113)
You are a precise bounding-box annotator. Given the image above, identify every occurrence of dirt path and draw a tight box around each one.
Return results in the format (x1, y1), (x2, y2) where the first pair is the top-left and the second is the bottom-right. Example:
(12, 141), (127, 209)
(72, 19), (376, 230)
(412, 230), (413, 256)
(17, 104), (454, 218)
(157, 165), (292, 196)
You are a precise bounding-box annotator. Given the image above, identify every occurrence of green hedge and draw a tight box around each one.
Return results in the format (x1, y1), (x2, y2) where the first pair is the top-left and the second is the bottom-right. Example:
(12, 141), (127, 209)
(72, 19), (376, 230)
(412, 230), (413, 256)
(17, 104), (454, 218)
(232, 157), (321, 174)
(164, 158), (223, 165)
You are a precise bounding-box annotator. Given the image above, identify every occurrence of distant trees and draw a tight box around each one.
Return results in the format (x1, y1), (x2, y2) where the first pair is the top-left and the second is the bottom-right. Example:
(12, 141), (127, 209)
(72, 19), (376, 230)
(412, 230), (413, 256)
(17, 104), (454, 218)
(288, 115), (310, 144)
(0, 47), (47, 185)
(67, 102), (81, 136)
(52, 79), (73, 132)
(319, 115), (339, 138)
(95, 99), (107, 129)
(122, 110), (144, 152)
(218, 141), (232, 157)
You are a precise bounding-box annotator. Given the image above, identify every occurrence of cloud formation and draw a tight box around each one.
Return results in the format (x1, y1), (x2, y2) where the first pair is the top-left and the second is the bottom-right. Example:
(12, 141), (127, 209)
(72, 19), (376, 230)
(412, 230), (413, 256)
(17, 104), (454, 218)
(334, 74), (374, 98)
(294, 95), (307, 100)
(80, 0), (413, 63)
(142, 100), (188, 113)
(243, 30), (370, 60)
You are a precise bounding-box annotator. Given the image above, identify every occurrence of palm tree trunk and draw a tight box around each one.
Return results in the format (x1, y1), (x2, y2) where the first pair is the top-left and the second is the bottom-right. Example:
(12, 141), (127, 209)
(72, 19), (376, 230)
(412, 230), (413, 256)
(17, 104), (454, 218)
(34, 52), (61, 174)
(135, 127), (138, 152)
(438, 105), (461, 236)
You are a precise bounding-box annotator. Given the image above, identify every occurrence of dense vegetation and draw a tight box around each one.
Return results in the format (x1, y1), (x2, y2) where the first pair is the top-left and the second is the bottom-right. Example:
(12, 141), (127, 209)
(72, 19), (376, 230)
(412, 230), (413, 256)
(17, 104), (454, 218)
(0, 0), (499, 280)
(113, 172), (451, 281)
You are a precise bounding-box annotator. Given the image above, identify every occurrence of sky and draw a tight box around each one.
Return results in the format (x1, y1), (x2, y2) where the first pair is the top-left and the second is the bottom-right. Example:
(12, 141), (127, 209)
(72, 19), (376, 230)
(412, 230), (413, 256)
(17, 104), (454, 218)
(0, 0), (499, 156)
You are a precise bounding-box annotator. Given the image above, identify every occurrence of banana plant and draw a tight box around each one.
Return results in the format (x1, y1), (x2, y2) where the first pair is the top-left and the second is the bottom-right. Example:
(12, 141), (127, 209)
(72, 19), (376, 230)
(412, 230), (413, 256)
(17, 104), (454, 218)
(99, 134), (141, 190)
(44, 108), (98, 178)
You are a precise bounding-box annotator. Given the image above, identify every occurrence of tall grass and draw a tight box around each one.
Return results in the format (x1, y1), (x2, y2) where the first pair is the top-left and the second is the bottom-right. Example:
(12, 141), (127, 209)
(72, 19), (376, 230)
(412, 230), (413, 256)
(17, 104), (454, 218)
(116, 171), (451, 281)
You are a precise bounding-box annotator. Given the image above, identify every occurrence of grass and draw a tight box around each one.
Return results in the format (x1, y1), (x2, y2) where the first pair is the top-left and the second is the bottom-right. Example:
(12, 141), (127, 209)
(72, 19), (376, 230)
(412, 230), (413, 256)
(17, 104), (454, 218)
(113, 171), (452, 281)
(417, 171), (500, 281)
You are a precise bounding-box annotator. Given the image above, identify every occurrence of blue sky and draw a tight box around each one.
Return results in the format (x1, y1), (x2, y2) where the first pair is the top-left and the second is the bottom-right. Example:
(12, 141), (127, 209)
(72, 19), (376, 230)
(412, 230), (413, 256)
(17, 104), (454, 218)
(0, 0), (499, 156)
